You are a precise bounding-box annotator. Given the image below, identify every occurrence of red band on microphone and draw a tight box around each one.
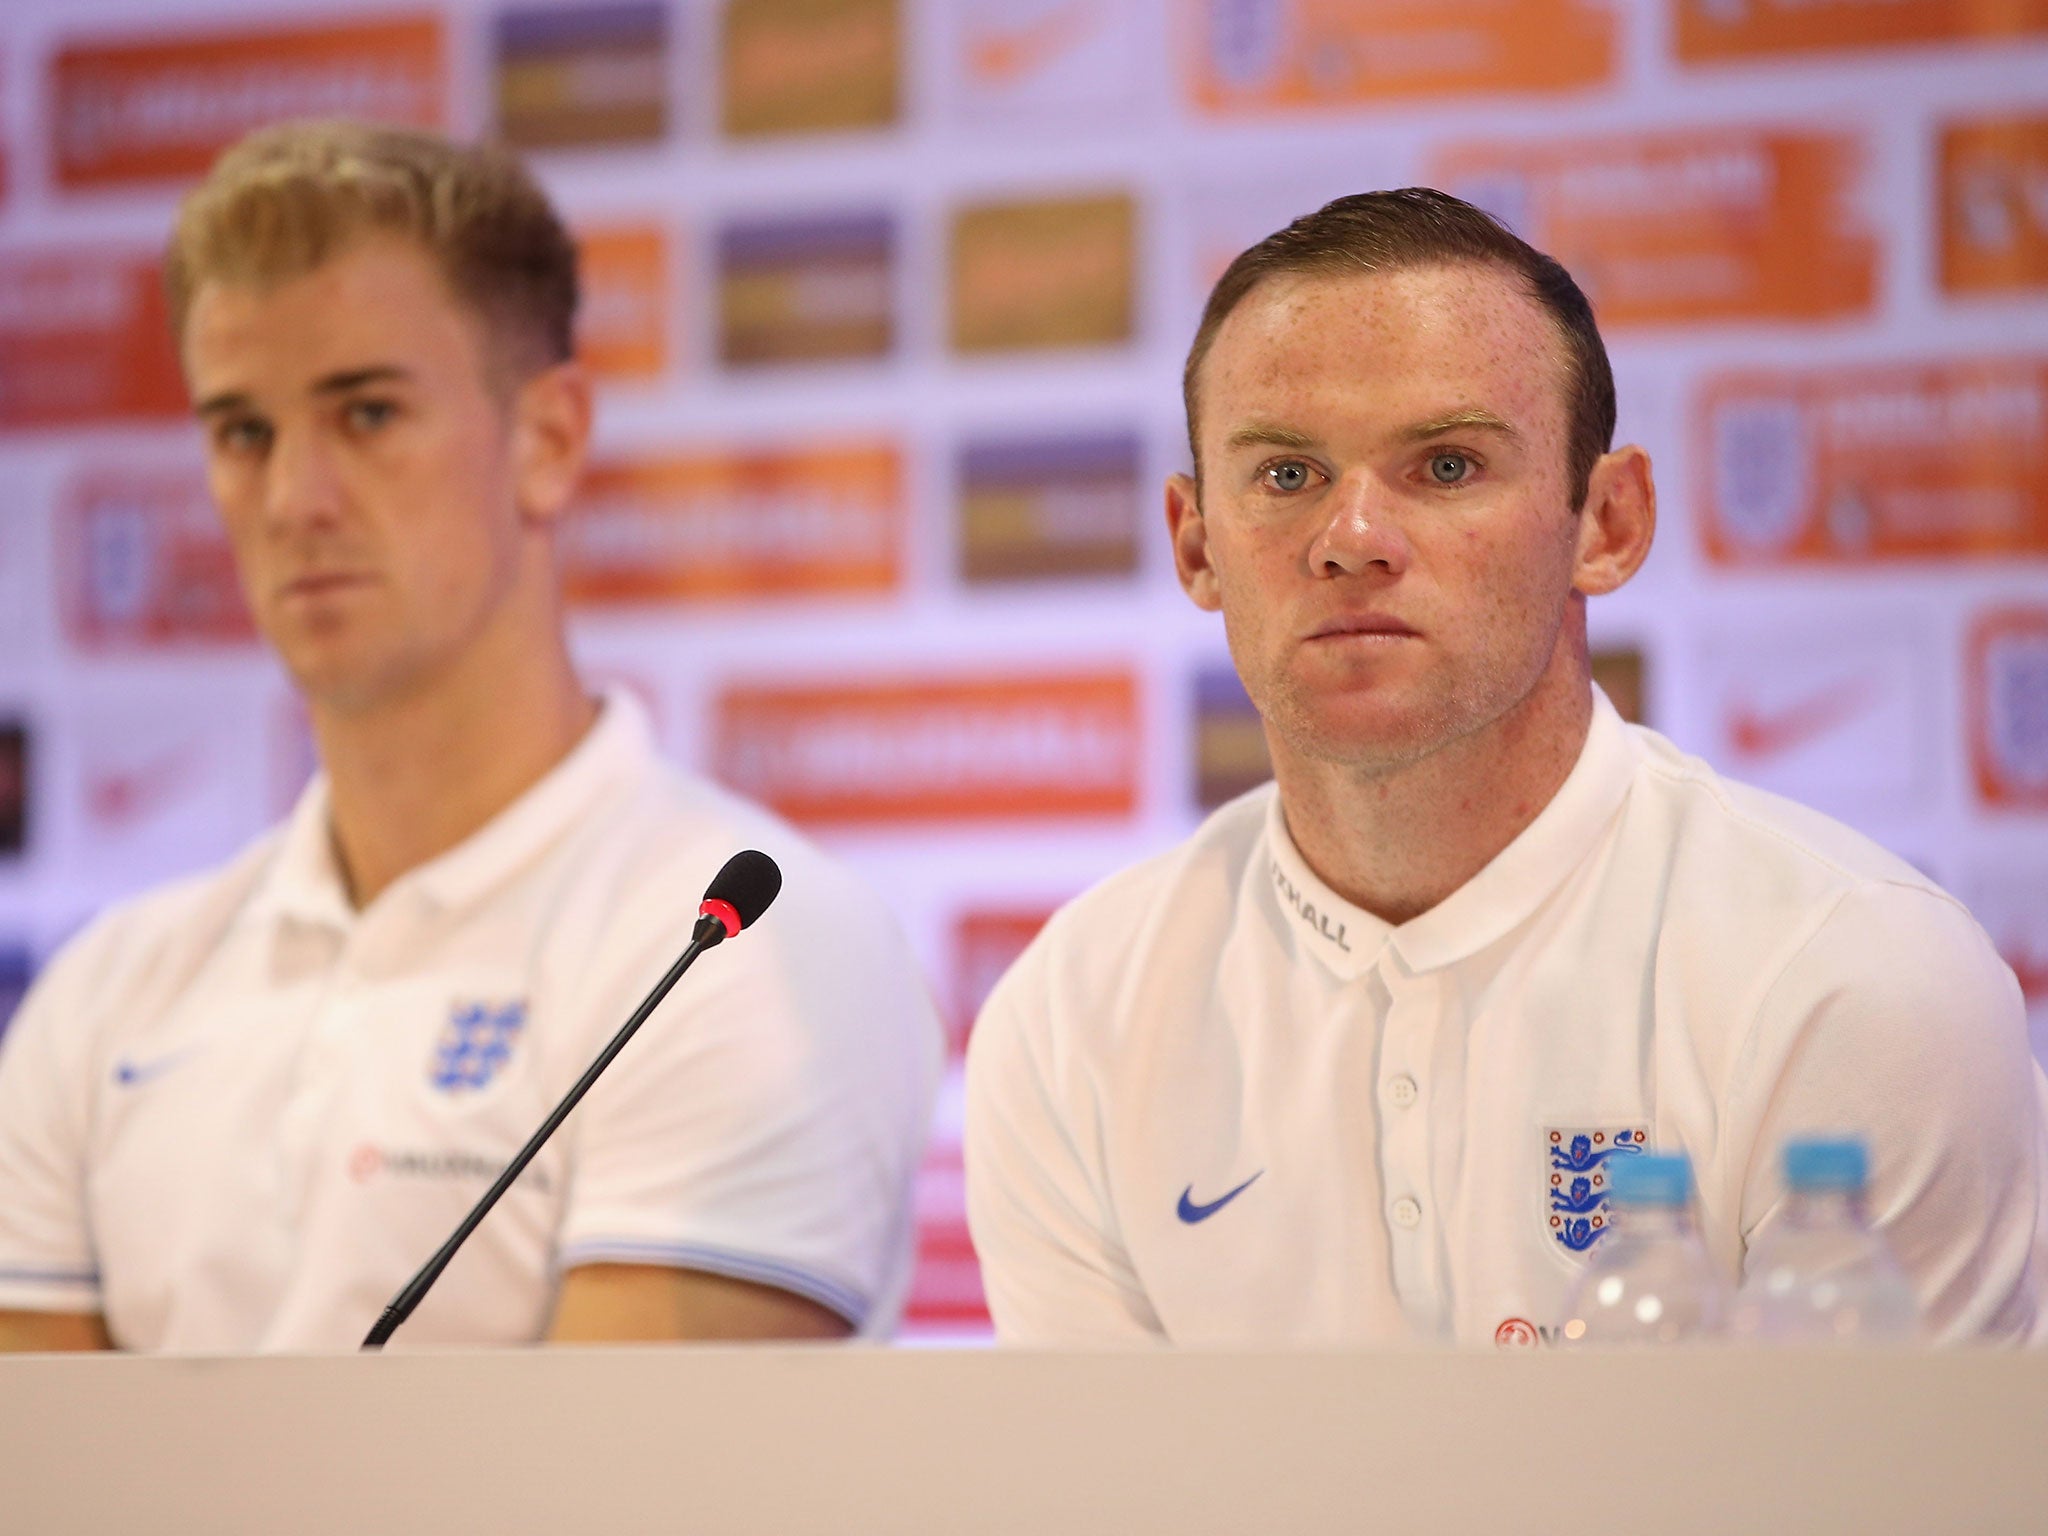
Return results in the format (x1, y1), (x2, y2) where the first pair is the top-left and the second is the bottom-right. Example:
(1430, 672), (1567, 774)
(699, 897), (743, 939)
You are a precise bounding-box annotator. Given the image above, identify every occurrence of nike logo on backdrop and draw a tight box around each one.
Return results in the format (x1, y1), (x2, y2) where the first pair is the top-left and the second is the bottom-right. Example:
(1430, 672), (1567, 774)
(1177, 1172), (1262, 1224)
(1725, 677), (1877, 761)
(968, 0), (1096, 83)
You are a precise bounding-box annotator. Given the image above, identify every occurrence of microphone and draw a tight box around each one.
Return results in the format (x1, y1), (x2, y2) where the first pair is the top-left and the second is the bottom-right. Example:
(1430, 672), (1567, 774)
(693, 847), (781, 945)
(361, 850), (783, 1350)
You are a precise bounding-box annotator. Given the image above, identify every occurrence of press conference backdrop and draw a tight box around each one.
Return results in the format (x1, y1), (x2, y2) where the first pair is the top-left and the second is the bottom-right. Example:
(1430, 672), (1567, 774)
(0, 0), (2043, 1337)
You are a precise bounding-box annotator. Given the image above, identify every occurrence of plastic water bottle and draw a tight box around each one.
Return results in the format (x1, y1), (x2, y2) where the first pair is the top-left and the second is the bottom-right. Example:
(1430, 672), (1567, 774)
(1556, 1152), (1727, 1346)
(1728, 1138), (1919, 1344)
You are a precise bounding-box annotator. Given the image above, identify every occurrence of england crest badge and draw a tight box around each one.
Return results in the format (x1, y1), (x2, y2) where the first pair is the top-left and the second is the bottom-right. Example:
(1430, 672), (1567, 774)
(429, 999), (528, 1093)
(1545, 1125), (1648, 1256)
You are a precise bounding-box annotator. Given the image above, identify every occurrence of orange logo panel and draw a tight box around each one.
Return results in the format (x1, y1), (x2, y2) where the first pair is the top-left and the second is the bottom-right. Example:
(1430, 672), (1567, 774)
(722, 0), (899, 136)
(0, 252), (187, 427)
(1942, 115), (2048, 296)
(1187, 0), (1615, 109)
(60, 469), (253, 649)
(1675, 0), (2048, 63)
(1697, 359), (2048, 565)
(951, 907), (1057, 1050)
(1432, 129), (1876, 326)
(563, 444), (900, 603)
(903, 1143), (991, 1331)
(53, 17), (444, 190)
(713, 673), (1140, 824)
(950, 193), (1135, 353)
(1969, 607), (2048, 810)
(576, 225), (672, 381)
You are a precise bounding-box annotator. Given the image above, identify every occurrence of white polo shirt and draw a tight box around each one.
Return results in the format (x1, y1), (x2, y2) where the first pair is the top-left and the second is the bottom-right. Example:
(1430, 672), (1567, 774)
(0, 693), (942, 1350)
(966, 691), (2046, 1347)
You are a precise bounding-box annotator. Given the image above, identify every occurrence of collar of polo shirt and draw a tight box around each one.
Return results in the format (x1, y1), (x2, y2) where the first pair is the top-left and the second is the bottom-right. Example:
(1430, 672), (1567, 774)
(1262, 688), (1640, 983)
(243, 688), (656, 932)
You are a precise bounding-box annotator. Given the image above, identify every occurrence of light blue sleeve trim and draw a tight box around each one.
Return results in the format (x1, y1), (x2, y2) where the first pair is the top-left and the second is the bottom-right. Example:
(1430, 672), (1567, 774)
(556, 1238), (869, 1328)
(0, 1266), (100, 1288)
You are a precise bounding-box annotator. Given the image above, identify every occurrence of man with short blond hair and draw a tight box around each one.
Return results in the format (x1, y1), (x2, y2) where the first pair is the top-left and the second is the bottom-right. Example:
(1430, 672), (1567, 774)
(0, 121), (941, 1352)
(967, 188), (2046, 1347)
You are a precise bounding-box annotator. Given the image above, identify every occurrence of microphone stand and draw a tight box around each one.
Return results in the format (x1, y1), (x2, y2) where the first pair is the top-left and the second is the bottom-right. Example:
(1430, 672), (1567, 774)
(361, 914), (728, 1350)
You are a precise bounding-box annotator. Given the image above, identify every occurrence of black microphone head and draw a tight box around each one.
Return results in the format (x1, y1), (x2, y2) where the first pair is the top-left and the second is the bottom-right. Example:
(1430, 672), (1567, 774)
(703, 849), (782, 933)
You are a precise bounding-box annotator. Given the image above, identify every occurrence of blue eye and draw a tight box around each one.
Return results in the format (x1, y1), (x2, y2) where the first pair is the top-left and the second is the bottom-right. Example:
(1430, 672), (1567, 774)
(1264, 461), (1313, 492)
(345, 399), (397, 432)
(1428, 452), (1471, 484)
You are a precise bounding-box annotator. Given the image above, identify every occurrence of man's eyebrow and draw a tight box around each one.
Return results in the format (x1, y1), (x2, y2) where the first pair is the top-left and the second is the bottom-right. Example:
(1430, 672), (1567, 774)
(193, 390), (251, 420)
(1400, 408), (1522, 442)
(312, 365), (414, 395)
(194, 366), (417, 420)
(1224, 424), (1318, 453)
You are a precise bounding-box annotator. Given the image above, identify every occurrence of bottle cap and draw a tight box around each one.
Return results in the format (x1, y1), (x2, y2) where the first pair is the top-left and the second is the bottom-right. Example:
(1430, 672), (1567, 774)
(1783, 1137), (1868, 1193)
(1609, 1151), (1692, 1208)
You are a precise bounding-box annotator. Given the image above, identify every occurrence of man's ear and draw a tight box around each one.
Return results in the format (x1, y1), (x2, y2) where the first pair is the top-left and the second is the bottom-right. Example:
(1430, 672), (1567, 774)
(1167, 472), (1222, 612)
(511, 360), (593, 528)
(1572, 445), (1656, 597)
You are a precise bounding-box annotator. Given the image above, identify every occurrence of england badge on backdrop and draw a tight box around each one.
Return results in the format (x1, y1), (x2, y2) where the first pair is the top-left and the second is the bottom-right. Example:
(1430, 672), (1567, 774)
(430, 1000), (528, 1093)
(1545, 1126), (1648, 1256)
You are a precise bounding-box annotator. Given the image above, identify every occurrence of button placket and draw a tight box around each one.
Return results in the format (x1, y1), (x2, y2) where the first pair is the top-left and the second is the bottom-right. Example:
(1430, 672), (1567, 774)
(1376, 958), (1444, 1334)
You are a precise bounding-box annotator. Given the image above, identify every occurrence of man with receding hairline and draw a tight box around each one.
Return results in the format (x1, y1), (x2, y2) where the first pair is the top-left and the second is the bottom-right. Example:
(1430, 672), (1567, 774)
(0, 121), (941, 1352)
(966, 188), (2046, 1347)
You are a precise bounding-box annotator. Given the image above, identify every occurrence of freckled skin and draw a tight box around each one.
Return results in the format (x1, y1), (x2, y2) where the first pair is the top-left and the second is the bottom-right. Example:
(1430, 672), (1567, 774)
(1167, 263), (1656, 922)
(1192, 266), (1580, 771)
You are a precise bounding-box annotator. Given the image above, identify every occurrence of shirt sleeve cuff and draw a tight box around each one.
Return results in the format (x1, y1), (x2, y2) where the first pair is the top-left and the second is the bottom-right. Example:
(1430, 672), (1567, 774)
(555, 1237), (869, 1329)
(0, 1264), (102, 1313)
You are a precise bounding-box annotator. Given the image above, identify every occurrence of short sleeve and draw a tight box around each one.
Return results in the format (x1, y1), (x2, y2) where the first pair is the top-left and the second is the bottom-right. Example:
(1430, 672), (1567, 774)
(964, 932), (1163, 1346)
(1739, 882), (2045, 1343)
(553, 857), (941, 1336)
(0, 930), (107, 1314)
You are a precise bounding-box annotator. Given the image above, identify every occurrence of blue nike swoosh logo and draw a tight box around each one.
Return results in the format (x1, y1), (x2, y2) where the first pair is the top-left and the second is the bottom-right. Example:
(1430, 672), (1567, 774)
(1177, 1171), (1262, 1224)
(112, 1050), (194, 1088)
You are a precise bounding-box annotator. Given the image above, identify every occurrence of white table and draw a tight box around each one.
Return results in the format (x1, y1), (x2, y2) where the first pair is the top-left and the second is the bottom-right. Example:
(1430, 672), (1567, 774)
(2, 1346), (2041, 1533)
